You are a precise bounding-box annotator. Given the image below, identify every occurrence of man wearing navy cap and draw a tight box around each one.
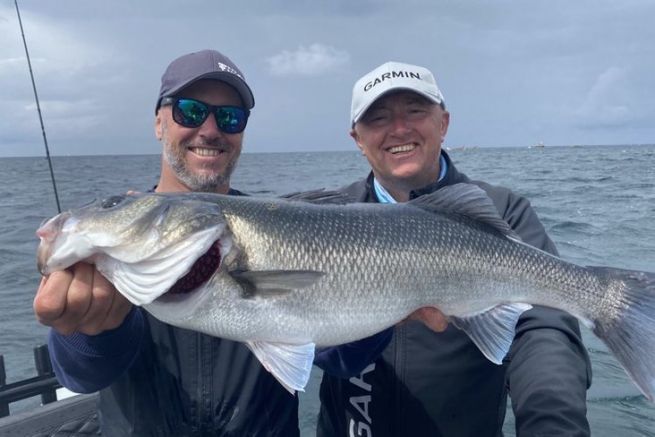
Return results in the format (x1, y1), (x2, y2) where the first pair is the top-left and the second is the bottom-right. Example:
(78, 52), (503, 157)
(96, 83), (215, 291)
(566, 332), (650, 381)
(34, 50), (300, 436)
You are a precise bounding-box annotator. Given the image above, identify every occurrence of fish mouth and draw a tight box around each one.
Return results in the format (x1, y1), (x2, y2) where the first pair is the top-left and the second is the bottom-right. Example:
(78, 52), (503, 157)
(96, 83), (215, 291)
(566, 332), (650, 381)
(166, 240), (222, 295)
(36, 212), (74, 275)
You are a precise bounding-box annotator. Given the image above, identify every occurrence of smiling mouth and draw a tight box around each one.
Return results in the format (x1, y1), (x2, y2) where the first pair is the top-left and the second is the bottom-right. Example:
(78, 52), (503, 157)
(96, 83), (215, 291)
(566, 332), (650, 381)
(388, 144), (416, 154)
(189, 147), (227, 157)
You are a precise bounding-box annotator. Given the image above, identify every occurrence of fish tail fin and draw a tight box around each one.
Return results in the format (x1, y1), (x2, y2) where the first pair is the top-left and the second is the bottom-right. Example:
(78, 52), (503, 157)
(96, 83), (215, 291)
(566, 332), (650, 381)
(588, 266), (655, 401)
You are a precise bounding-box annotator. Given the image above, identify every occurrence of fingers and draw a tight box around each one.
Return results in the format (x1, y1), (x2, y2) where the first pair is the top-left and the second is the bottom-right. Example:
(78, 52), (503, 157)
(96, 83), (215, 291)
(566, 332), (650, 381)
(77, 272), (132, 335)
(34, 263), (132, 336)
(406, 307), (449, 332)
(34, 270), (74, 325)
(103, 292), (133, 331)
(76, 271), (119, 335)
(59, 263), (95, 332)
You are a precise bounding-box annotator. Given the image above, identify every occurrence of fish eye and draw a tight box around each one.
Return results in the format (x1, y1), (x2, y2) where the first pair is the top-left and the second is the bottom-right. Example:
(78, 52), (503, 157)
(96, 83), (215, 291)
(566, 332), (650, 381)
(101, 195), (126, 209)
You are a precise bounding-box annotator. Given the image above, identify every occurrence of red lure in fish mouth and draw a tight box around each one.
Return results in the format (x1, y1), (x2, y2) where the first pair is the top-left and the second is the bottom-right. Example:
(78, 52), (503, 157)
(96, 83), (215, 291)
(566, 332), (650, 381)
(168, 241), (222, 294)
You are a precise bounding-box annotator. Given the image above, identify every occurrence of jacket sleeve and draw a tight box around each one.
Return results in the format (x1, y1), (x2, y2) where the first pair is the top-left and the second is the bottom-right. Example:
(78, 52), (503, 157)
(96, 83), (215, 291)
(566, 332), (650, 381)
(485, 183), (592, 436)
(508, 307), (591, 436)
(48, 307), (145, 393)
(313, 329), (393, 378)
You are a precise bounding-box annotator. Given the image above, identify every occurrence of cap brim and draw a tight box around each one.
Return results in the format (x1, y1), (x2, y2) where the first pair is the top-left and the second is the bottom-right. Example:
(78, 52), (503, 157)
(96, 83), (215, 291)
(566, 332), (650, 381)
(166, 71), (255, 109)
(352, 87), (442, 125)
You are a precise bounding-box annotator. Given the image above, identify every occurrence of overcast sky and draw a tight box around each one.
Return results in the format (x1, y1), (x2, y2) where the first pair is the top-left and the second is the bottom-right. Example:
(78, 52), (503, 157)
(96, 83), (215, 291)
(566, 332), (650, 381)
(1, 0), (654, 157)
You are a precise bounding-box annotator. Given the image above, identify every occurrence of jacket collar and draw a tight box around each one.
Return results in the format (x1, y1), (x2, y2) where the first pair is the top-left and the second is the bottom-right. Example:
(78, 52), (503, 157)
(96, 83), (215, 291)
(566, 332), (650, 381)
(342, 150), (470, 202)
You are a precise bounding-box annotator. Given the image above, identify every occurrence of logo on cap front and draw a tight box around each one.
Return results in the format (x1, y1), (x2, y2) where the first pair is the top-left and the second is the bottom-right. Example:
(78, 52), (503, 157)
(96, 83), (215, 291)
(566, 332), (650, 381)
(363, 70), (422, 92)
(217, 62), (243, 79)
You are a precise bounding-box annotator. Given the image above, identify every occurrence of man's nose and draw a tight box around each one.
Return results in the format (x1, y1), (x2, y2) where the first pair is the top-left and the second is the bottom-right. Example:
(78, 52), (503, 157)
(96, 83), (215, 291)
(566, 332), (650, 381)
(389, 113), (412, 134)
(197, 113), (224, 138)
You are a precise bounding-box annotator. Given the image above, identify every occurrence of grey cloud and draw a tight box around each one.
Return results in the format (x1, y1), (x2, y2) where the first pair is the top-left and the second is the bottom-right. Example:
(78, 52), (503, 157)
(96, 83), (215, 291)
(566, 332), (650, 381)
(571, 67), (644, 130)
(267, 44), (350, 76)
(2, 0), (655, 156)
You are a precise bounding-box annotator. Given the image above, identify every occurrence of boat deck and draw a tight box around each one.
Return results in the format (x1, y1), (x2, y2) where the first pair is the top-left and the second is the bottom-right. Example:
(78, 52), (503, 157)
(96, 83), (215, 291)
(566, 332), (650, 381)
(0, 345), (99, 436)
(0, 394), (98, 437)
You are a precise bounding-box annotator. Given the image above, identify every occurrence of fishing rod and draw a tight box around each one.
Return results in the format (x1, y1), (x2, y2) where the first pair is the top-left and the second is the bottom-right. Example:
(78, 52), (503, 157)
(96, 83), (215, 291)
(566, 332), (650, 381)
(14, 0), (62, 213)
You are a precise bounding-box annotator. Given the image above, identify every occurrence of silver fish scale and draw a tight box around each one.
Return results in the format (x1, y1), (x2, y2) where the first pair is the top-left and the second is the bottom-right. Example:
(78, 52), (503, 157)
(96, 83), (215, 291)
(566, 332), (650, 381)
(202, 197), (628, 346)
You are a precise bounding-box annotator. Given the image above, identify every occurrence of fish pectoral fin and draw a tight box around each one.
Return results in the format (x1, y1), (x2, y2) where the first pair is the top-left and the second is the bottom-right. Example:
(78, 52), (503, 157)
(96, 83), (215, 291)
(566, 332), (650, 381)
(232, 270), (324, 297)
(451, 303), (533, 364)
(246, 341), (315, 394)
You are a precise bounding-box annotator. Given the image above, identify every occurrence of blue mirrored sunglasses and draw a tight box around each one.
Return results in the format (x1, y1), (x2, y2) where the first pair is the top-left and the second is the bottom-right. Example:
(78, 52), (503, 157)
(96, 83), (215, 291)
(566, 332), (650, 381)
(160, 97), (250, 134)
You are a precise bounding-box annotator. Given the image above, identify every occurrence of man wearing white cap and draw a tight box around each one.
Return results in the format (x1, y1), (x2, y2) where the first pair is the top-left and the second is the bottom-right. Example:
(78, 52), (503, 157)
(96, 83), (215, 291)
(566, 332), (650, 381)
(314, 62), (591, 436)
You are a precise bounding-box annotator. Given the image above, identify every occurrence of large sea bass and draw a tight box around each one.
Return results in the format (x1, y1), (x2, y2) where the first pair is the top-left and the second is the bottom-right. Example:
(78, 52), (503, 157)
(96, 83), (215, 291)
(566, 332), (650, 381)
(36, 184), (655, 397)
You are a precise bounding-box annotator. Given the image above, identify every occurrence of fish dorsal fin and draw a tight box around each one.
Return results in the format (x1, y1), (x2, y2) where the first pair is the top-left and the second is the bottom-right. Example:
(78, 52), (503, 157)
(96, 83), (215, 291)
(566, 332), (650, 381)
(231, 270), (324, 297)
(280, 189), (355, 205)
(408, 183), (520, 240)
(246, 341), (315, 394)
(451, 303), (533, 364)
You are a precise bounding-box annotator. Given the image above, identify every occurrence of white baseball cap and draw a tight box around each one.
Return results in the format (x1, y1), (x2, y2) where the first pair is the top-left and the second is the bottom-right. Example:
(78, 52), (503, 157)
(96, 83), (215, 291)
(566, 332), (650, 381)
(350, 61), (445, 125)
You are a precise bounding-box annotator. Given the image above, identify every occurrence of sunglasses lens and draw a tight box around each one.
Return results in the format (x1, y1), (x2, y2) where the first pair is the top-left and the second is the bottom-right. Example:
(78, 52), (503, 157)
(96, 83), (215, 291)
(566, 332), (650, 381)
(174, 99), (209, 128)
(215, 107), (248, 134)
(169, 98), (248, 133)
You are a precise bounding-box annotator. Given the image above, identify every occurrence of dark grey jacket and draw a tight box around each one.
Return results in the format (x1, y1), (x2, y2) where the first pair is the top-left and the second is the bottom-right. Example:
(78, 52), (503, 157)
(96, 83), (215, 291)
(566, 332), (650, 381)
(97, 313), (300, 437)
(317, 151), (592, 437)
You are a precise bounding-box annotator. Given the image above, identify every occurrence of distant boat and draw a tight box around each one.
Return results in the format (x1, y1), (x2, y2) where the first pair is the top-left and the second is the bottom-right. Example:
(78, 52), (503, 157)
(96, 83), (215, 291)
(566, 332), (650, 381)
(529, 141), (545, 149)
(447, 145), (478, 151)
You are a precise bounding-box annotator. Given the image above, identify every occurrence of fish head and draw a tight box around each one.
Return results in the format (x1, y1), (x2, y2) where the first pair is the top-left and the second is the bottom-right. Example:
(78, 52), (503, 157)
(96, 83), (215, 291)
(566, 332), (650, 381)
(36, 193), (232, 305)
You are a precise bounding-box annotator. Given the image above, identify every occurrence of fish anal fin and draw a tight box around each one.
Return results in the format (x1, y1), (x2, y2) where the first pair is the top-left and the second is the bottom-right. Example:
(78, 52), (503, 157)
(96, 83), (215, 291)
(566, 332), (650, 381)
(451, 303), (532, 364)
(246, 341), (315, 394)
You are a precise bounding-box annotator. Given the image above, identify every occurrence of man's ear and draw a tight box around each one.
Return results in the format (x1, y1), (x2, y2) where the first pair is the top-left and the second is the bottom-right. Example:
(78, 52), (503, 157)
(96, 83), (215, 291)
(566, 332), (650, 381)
(440, 110), (450, 138)
(155, 112), (163, 141)
(350, 128), (365, 155)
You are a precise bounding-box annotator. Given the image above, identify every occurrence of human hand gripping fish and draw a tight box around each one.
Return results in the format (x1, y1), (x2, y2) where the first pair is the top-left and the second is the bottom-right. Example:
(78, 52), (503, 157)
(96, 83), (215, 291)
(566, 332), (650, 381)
(35, 260), (133, 336)
(34, 193), (143, 336)
(35, 184), (655, 398)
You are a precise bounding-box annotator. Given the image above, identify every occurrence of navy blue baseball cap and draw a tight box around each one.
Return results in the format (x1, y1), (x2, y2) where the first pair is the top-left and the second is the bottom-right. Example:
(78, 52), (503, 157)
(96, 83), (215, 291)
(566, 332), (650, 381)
(156, 49), (255, 112)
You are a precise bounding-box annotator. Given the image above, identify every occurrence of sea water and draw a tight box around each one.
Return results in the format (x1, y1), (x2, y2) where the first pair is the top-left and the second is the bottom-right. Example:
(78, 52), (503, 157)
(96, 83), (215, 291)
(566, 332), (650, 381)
(0, 145), (653, 435)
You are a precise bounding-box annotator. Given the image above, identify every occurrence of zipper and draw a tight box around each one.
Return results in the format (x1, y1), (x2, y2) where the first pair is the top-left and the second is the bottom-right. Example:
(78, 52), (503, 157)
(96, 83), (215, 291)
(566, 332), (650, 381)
(198, 334), (215, 433)
(392, 324), (406, 436)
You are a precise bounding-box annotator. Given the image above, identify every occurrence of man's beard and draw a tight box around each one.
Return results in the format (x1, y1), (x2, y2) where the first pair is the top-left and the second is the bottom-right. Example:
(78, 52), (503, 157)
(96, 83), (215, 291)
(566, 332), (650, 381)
(163, 142), (239, 193)
(161, 122), (240, 192)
